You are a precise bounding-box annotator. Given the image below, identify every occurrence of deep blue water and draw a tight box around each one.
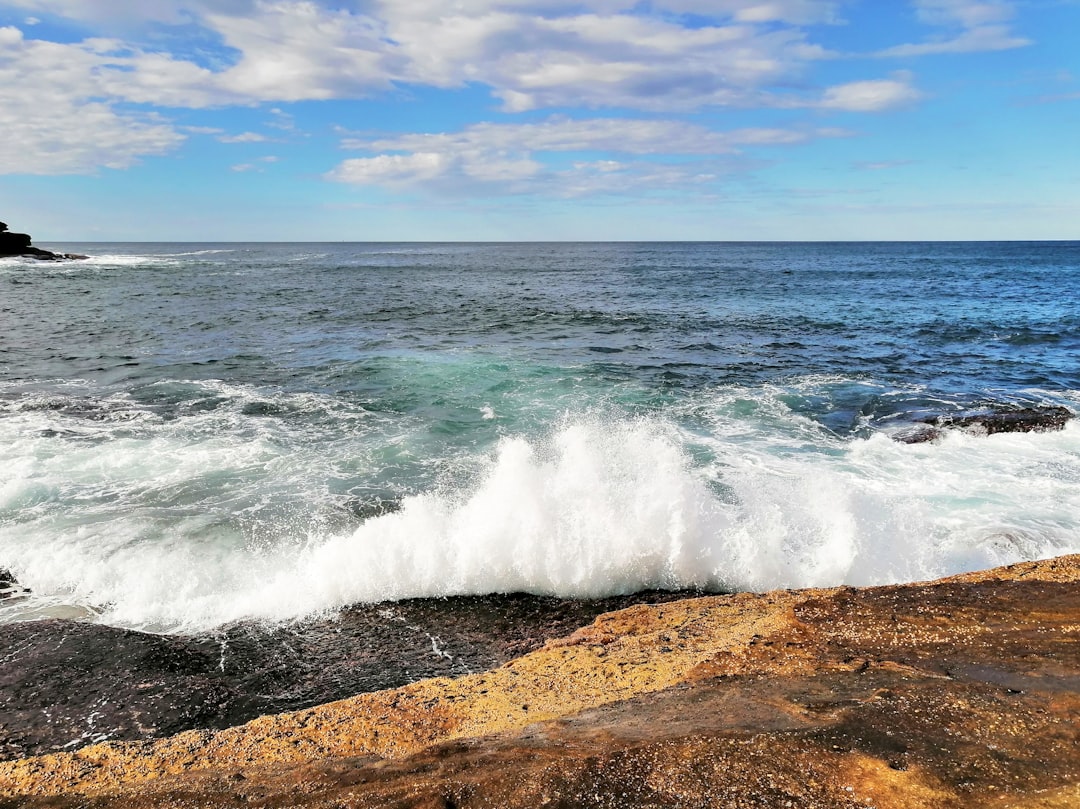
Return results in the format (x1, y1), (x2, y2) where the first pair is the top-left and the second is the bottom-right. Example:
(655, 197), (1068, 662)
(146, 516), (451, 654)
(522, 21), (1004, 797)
(1, 242), (1078, 631)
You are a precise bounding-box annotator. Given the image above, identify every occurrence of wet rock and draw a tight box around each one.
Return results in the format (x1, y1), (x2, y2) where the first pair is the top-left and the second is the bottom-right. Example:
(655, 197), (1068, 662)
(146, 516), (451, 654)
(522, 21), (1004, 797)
(0, 220), (87, 261)
(0, 571), (28, 601)
(0, 621), (234, 761)
(3, 555), (1076, 808)
(0, 590), (695, 760)
(894, 405), (1073, 443)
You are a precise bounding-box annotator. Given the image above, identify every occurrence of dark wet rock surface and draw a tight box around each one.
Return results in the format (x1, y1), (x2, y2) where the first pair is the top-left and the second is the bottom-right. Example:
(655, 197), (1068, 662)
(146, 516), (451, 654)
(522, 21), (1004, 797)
(0, 572), (28, 602)
(0, 590), (697, 760)
(893, 404), (1073, 443)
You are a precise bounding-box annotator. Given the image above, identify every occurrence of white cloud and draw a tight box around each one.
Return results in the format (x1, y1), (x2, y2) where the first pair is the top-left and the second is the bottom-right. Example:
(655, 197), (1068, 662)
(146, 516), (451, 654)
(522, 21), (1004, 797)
(877, 0), (1030, 56)
(217, 131), (269, 142)
(0, 26), (184, 175)
(818, 75), (922, 111)
(327, 115), (847, 194)
(330, 152), (451, 186)
(203, 2), (393, 102)
(345, 117), (840, 156)
(0, 2), (940, 175)
(229, 154), (279, 171)
(384, 6), (836, 112)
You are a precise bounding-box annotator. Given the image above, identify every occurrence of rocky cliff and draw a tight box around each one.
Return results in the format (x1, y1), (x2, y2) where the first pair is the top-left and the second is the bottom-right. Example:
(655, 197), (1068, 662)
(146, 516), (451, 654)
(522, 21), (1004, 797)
(0, 555), (1077, 808)
(0, 220), (86, 260)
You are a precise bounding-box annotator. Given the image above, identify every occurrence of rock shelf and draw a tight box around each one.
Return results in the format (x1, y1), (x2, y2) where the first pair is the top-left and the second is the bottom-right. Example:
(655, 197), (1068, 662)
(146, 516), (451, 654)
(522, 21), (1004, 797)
(0, 555), (1077, 808)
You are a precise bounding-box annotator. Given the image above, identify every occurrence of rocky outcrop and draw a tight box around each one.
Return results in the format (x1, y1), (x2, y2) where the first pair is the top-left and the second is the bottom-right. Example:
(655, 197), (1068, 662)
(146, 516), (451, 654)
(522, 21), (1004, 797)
(0, 590), (695, 761)
(894, 405), (1073, 443)
(0, 571), (28, 601)
(0, 555), (1077, 808)
(0, 221), (86, 260)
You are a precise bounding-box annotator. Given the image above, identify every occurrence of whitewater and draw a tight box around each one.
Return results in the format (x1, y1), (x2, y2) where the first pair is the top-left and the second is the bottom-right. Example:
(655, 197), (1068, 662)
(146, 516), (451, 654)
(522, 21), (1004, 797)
(1, 241), (1078, 633)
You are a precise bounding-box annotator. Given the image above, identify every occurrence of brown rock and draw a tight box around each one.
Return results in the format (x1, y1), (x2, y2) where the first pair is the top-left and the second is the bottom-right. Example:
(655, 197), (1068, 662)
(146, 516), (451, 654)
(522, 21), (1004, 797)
(0, 555), (1077, 808)
(0, 591), (696, 760)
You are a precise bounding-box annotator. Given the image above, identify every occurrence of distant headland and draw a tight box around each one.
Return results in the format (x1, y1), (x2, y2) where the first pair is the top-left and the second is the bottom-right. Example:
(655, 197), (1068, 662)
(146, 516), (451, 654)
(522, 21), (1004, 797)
(0, 221), (87, 260)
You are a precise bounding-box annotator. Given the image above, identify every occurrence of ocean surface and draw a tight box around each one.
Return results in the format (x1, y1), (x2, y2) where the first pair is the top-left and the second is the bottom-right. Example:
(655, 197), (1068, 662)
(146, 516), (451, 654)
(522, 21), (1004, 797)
(2, 241), (1078, 634)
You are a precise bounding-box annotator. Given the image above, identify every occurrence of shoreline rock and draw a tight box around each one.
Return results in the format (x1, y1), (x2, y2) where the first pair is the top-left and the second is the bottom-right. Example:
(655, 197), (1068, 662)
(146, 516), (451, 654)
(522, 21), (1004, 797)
(0, 590), (698, 761)
(1, 554), (1077, 808)
(893, 405), (1073, 443)
(0, 221), (87, 261)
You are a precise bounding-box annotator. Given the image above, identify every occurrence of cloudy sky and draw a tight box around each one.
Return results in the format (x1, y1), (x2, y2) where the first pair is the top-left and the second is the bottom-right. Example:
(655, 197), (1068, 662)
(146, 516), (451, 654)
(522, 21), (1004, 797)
(1, 0), (1077, 240)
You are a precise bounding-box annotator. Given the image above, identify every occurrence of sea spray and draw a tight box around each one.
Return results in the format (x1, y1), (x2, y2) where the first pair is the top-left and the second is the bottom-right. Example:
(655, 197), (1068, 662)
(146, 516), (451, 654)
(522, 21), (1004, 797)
(3, 410), (1078, 633)
(3, 241), (1080, 633)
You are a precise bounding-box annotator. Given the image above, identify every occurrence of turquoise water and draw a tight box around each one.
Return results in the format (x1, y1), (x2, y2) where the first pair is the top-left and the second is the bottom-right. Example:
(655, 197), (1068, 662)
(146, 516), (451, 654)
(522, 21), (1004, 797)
(2, 242), (1078, 632)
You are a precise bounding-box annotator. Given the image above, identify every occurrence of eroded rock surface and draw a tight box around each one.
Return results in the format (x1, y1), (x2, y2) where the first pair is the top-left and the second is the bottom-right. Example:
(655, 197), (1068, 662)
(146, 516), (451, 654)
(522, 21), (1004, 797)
(1, 556), (1077, 808)
(0, 591), (695, 760)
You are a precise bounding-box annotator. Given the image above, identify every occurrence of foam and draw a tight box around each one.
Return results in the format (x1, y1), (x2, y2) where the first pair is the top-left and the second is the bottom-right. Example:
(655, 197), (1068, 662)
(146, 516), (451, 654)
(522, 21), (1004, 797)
(2, 399), (1078, 634)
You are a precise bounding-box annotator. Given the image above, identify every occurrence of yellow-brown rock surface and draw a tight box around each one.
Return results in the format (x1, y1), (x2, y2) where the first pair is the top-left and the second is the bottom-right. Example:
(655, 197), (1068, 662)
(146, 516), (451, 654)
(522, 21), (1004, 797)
(1, 555), (1077, 808)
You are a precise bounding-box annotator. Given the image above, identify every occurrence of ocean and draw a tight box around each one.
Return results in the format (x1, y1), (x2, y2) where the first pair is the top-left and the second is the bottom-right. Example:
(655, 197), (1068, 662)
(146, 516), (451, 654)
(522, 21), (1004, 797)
(2, 241), (1079, 634)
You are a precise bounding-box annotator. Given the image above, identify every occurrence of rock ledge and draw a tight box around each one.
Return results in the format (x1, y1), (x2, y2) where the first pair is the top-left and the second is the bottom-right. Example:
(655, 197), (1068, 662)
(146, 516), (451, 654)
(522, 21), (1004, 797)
(1, 555), (1078, 808)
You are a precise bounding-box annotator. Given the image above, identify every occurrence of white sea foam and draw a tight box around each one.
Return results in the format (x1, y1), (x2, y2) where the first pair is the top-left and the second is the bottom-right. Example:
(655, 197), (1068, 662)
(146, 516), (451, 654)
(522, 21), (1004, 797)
(2, 405), (1078, 633)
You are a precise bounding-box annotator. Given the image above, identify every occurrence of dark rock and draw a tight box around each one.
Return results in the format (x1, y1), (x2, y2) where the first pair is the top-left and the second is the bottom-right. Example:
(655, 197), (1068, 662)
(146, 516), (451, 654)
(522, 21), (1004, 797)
(0, 571), (29, 602)
(0, 621), (235, 761)
(894, 405), (1073, 443)
(4, 557), (1078, 808)
(0, 590), (696, 760)
(0, 219), (87, 260)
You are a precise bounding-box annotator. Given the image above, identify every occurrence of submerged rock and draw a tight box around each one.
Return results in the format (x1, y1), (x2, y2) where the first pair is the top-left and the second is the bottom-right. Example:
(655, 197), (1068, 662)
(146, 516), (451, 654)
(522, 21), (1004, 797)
(894, 405), (1073, 443)
(0, 221), (87, 261)
(0, 555), (1077, 808)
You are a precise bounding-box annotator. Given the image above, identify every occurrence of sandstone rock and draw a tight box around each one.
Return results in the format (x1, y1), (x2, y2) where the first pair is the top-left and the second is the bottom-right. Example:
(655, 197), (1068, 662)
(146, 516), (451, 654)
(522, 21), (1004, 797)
(0, 555), (1076, 808)
(0, 591), (694, 761)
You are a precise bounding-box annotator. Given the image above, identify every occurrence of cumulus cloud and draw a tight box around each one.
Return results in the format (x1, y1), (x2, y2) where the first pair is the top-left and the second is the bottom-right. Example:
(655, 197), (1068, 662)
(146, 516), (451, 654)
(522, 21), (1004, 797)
(877, 0), (1030, 57)
(817, 74), (922, 111)
(8, 1), (844, 113)
(382, 5), (836, 112)
(0, 26), (184, 174)
(0, 1), (943, 175)
(326, 116), (848, 194)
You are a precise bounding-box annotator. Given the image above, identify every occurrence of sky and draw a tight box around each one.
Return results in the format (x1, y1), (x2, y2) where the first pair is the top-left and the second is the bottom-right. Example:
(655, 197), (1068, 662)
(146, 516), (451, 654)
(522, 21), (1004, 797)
(0, 0), (1078, 241)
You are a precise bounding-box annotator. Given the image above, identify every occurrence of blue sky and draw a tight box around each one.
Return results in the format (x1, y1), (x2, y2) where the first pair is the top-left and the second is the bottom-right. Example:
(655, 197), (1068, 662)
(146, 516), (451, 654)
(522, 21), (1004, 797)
(0, 0), (1077, 241)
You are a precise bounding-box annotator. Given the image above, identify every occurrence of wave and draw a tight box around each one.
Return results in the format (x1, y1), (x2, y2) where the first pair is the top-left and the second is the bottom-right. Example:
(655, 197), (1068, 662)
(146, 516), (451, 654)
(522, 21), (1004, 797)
(2, 403), (1078, 634)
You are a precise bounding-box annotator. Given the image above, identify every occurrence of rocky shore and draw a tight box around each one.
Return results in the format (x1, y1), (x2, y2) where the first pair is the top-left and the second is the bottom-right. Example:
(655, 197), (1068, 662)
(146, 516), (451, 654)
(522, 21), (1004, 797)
(0, 221), (86, 260)
(1, 555), (1077, 808)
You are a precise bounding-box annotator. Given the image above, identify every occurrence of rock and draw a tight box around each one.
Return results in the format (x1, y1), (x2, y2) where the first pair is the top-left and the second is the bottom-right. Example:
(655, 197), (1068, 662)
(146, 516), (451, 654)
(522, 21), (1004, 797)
(0, 622), (236, 762)
(0, 590), (695, 761)
(0, 571), (29, 601)
(894, 405), (1073, 443)
(1, 555), (1077, 808)
(0, 220), (87, 260)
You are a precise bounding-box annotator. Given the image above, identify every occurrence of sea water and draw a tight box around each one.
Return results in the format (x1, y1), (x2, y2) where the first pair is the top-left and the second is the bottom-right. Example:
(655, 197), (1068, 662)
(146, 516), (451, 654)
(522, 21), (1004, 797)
(1, 241), (1078, 633)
